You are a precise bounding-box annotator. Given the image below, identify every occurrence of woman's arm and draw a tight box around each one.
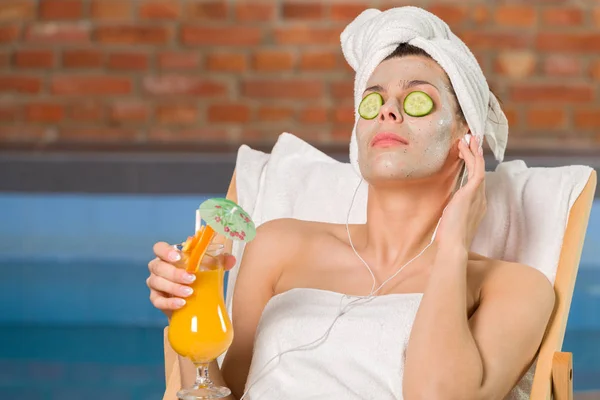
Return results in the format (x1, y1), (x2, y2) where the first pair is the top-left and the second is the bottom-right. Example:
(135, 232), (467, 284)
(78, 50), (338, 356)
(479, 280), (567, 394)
(403, 244), (554, 400)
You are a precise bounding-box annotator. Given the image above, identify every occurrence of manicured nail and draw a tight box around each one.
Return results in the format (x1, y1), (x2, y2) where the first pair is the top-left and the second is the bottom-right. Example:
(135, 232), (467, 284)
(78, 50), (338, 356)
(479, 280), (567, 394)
(183, 273), (196, 283)
(174, 298), (186, 308)
(168, 251), (181, 262)
(181, 287), (193, 296)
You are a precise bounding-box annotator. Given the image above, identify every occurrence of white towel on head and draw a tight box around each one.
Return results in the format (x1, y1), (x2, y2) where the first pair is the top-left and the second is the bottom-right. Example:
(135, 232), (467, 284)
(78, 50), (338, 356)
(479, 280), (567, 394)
(340, 6), (508, 174)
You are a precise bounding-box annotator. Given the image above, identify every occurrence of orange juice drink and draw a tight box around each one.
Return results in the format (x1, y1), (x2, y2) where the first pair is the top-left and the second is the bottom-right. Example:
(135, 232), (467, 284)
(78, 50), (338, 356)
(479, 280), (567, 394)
(168, 246), (233, 364)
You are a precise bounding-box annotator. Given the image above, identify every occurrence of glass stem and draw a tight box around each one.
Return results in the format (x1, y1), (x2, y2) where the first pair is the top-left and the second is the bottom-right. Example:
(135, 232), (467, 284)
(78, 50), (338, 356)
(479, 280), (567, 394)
(194, 363), (212, 389)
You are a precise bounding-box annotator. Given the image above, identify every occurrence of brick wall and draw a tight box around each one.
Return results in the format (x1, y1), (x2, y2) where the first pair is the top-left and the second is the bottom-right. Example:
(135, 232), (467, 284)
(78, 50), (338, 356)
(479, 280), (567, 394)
(1, 0), (599, 152)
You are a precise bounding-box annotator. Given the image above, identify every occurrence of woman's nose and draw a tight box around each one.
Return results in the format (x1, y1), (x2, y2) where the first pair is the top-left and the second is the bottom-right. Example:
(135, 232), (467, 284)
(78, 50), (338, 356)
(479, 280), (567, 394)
(378, 99), (403, 123)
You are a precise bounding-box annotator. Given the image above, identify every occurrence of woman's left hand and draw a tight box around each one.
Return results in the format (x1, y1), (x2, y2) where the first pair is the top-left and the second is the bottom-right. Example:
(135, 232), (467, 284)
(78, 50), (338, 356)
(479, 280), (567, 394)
(435, 135), (487, 251)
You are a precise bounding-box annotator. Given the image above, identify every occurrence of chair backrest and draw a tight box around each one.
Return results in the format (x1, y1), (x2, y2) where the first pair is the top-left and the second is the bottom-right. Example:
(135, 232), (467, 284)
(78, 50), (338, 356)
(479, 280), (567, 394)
(529, 170), (596, 399)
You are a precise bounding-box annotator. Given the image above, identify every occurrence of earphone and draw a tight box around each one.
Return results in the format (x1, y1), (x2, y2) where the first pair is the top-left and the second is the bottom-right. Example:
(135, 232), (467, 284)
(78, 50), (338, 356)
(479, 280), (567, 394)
(238, 139), (473, 399)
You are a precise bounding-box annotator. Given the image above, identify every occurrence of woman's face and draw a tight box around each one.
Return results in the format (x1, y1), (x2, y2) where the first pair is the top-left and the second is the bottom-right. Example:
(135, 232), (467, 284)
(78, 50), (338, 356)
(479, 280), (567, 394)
(356, 55), (467, 183)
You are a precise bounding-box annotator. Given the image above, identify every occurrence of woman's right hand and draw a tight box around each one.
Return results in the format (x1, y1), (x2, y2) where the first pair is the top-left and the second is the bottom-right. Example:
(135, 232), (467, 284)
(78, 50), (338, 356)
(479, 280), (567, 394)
(147, 242), (237, 318)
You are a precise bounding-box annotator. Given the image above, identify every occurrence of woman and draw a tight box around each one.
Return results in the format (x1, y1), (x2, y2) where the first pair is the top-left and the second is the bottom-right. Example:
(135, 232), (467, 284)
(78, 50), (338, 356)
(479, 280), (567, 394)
(147, 8), (554, 400)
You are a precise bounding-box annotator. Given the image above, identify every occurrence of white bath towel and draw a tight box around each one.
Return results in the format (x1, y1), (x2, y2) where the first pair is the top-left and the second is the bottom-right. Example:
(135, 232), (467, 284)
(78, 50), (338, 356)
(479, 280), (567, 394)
(340, 6), (509, 174)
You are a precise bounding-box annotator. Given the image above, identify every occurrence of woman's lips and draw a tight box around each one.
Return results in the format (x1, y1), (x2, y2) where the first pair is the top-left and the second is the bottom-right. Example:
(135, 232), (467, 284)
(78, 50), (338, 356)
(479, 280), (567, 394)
(371, 132), (409, 148)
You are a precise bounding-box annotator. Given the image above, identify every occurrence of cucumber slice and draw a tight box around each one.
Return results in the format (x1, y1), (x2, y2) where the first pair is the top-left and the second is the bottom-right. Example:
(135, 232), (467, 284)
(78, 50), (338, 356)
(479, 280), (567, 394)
(358, 92), (384, 120)
(403, 91), (434, 117)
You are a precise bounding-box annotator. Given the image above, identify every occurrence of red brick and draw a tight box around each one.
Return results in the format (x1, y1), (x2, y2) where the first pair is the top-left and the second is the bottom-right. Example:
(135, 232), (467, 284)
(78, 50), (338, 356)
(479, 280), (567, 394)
(274, 26), (342, 45)
(300, 51), (337, 70)
(0, 102), (22, 122)
(495, 5), (537, 28)
(0, 52), (10, 68)
(333, 106), (355, 124)
(205, 53), (247, 72)
(25, 23), (90, 43)
(148, 128), (229, 142)
(186, 1), (228, 20)
(379, 2), (421, 11)
(0, 76), (42, 93)
(25, 103), (64, 122)
(157, 52), (200, 70)
(139, 0), (181, 19)
(332, 127), (352, 142)
(257, 106), (294, 122)
(427, 4), (468, 25)
(331, 81), (353, 100)
(494, 51), (536, 78)
(51, 76), (132, 95)
(90, 0), (132, 20)
(543, 55), (581, 77)
(0, 1), (35, 21)
(181, 26), (261, 46)
(143, 76), (227, 96)
(509, 84), (593, 103)
(461, 31), (531, 50)
(62, 49), (103, 68)
(542, 7), (583, 26)
(594, 8), (600, 27)
(207, 103), (251, 123)
(331, 3), (369, 21)
(574, 109), (600, 129)
(526, 108), (566, 129)
(108, 52), (149, 70)
(471, 5), (489, 25)
(40, 0), (84, 20)
(59, 127), (139, 142)
(252, 50), (295, 71)
(14, 49), (55, 68)
(156, 104), (198, 124)
(0, 25), (20, 43)
(235, 1), (275, 21)
(96, 25), (171, 44)
(110, 102), (149, 122)
(503, 106), (519, 128)
(69, 102), (104, 121)
(282, 2), (324, 20)
(536, 33), (600, 53)
(242, 80), (323, 99)
(300, 107), (328, 124)
(591, 60), (600, 80)
(0, 126), (48, 141)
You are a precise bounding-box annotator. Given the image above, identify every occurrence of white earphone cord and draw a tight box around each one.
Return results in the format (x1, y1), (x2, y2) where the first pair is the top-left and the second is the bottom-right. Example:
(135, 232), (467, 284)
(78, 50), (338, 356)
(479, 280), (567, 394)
(239, 165), (467, 399)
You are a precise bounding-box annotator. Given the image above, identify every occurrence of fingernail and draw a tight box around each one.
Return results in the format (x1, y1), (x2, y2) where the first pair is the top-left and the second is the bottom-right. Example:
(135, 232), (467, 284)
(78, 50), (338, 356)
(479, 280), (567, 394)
(183, 273), (196, 283)
(168, 251), (181, 262)
(478, 146), (483, 155)
(174, 298), (186, 308)
(181, 287), (193, 296)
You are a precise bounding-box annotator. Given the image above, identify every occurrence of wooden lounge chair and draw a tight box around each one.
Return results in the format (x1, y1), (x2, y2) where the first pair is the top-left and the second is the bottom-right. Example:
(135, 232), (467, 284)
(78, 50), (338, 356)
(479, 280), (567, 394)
(162, 169), (597, 400)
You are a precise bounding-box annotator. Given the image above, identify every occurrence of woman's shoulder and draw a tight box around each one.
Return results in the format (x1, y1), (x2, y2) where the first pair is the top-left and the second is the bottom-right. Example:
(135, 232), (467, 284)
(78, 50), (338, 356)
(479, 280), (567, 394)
(469, 253), (555, 304)
(256, 218), (346, 241)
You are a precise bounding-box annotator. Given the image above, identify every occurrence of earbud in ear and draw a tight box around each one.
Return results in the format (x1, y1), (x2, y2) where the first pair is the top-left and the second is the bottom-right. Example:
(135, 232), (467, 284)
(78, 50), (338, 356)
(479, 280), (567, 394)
(463, 133), (471, 145)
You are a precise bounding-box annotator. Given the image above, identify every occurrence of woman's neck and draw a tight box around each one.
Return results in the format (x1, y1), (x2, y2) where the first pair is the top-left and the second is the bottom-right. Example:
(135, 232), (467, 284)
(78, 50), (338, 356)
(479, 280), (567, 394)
(358, 176), (455, 270)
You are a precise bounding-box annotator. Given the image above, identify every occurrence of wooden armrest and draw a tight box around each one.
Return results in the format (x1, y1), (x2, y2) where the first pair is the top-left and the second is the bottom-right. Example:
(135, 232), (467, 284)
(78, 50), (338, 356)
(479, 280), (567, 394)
(552, 351), (573, 400)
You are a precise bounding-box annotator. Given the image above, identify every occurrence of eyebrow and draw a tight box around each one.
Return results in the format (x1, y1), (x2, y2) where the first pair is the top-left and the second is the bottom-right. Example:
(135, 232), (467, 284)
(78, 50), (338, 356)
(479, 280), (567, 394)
(362, 80), (438, 96)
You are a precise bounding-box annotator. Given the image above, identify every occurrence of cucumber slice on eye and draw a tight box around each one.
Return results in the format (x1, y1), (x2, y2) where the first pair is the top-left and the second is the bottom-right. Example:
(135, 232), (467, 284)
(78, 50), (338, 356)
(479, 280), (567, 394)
(403, 91), (434, 117)
(358, 92), (384, 120)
